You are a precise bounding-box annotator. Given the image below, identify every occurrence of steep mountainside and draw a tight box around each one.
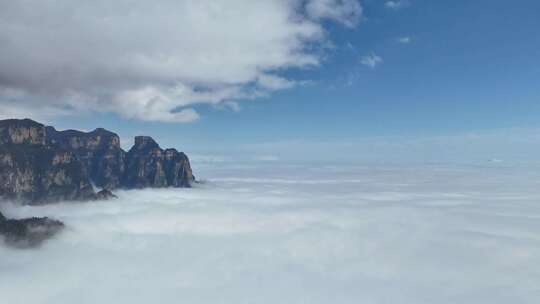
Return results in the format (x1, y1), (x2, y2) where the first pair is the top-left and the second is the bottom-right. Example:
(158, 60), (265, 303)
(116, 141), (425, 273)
(0, 119), (195, 204)
(124, 136), (193, 188)
(0, 119), (95, 203)
(46, 126), (126, 190)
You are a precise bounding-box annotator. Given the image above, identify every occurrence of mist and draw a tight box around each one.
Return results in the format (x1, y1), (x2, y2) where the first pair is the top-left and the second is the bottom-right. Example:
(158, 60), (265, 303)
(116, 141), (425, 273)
(1, 162), (539, 303)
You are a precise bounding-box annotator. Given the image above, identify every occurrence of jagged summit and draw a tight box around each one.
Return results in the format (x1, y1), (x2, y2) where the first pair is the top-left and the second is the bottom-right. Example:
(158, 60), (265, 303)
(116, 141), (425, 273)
(132, 136), (160, 151)
(124, 135), (192, 189)
(0, 118), (195, 204)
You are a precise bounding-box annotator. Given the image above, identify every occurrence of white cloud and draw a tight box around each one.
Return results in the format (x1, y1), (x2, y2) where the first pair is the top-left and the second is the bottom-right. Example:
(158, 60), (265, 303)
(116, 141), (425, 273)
(257, 74), (297, 91)
(223, 101), (242, 112)
(397, 36), (412, 44)
(360, 53), (383, 69)
(0, 0), (362, 123)
(385, 0), (410, 10)
(1, 163), (539, 303)
(305, 0), (363, 28)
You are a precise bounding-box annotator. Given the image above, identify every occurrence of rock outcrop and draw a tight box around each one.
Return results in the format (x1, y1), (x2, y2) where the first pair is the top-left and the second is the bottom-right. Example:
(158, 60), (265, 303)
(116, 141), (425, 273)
(0, 119), (96, 203)
(0, 119), (195, 204)
(46, 126), (126, 190)
(95, 189), (118, 200)
(124, 136), (194, 188)
(0, 119), (46, 146)
(0, 211), (64, 248)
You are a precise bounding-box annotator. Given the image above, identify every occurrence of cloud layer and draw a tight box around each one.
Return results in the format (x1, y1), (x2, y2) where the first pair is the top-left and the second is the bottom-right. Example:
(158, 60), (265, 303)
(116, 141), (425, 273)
(1, 163), (539, 303)
(0, 0), (362, 122)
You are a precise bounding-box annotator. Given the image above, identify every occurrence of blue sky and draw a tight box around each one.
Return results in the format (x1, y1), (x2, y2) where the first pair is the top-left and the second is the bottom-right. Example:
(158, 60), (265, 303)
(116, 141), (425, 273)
(2, 0), (540, 163)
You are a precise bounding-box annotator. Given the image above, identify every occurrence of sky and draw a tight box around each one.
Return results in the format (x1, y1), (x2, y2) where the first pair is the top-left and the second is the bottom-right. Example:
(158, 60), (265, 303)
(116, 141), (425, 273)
(1, 0), (539, 163)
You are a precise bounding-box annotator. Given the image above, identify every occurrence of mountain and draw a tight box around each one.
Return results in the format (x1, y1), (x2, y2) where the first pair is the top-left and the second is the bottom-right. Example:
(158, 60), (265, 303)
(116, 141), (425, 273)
(124, 136), (193, 188)
(45, 126), (127, 190)
(0, 118), (195, 204)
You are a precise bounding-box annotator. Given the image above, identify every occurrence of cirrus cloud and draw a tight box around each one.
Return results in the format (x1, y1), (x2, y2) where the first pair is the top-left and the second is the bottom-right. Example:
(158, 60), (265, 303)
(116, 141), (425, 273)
(360, 53), (383, 69)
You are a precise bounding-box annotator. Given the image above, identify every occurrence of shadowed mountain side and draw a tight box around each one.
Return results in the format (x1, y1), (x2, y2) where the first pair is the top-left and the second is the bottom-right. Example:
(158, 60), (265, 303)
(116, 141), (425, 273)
(0, 210), (64, 248)
(46, 126), (126, 190)
(124, 136), (193, 189)
(0, 119), (195, 204)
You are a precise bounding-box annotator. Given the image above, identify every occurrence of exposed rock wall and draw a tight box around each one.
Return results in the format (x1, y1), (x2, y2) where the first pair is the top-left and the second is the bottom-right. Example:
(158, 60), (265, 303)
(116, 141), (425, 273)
(124, 136), (194, 188)
(46, 127), (126, 189)
(0, 119), (46, 146)
(0, 122), (96, 203)
(0, 119), (195, 204)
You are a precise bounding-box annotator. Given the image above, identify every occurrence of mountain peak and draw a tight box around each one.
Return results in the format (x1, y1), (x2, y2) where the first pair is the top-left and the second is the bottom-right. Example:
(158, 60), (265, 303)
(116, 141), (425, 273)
(133, 136), (160, 151)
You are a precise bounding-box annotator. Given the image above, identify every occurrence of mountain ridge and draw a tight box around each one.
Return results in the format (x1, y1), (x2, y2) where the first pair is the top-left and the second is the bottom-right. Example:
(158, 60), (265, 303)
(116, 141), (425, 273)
(0, 118), (195, 204)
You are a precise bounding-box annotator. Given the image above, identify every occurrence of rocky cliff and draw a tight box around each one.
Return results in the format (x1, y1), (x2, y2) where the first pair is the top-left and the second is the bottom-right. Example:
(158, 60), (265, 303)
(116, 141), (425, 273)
(0, 119), (96, 203)
(124, 136), (193, 188)
(46, 126), (127, 190)
(0, 119), (195, 204)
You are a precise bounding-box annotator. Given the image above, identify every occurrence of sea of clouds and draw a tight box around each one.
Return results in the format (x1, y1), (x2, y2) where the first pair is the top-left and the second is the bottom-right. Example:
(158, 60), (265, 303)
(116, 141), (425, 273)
(1, 162), (540, 303)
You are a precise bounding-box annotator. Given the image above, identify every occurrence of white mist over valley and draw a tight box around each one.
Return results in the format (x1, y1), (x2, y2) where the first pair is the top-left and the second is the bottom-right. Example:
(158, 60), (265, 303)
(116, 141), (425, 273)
(1, 162), (539, 303)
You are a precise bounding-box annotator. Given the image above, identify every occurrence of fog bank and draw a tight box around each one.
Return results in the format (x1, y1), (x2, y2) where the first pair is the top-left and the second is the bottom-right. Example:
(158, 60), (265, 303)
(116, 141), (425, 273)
(1, 163), (540, 303)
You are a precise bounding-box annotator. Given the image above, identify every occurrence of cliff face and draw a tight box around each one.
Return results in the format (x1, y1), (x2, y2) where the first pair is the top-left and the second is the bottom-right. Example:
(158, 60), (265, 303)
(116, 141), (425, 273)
(124, 136), (194, 188)
(0, 119), (46, 146)
(46, 127), (126, 190)
(0, 119), (194, 204)
(0, 120), (95, 203)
